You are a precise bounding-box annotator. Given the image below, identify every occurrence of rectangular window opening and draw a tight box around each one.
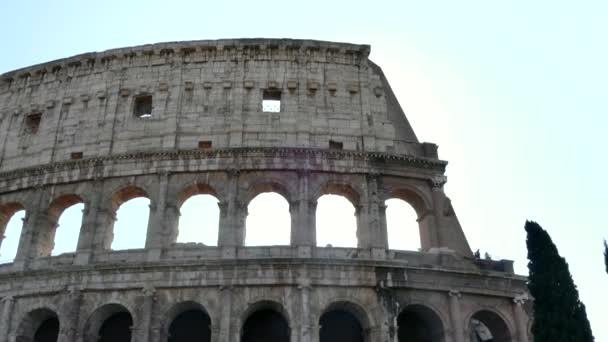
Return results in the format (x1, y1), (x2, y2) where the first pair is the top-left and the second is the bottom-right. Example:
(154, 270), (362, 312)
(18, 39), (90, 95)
(198, 140), (212, 149)
(134, 95), (153, 118)
(262, 89), (281, 113)
(329, 140), (343, 150)
(71, 152), (83, 160)
(25, 113), (42, 134)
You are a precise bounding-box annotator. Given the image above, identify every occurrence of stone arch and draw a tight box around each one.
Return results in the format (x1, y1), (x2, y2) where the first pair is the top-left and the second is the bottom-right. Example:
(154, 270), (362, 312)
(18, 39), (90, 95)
(243, 180), (293, 246)
(384, 186), (435, 251)
(240, 300), (291, 342)
(313, 181), (361, 248)
(385, 186), (433, 219)
(162, 301), (212, 342)
(0, 202), (26, 261)
(16, 307), (60, 342)
(175, 183), (222, 246)
(319, 301), (373, 342)
(83, 303), (134, 342)
(110, 185), (150, 212)
(39, 194), (85, 257)
(397, 304), (446, 342)
(106, 185), (151, 250)
(313, 181), (361, 207)
(176, 182), (220, 209)
(466, 309), (513, 342)
(243, 179), (294, 205)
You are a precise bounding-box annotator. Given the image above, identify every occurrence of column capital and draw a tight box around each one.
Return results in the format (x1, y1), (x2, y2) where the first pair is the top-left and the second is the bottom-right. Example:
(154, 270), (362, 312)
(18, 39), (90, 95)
(142, 285), (157, 297)
(513, 293), (529, 305)
(448, 290), (462, 299)
(430, 175), (447, 190)
(1, 295), (14, 304)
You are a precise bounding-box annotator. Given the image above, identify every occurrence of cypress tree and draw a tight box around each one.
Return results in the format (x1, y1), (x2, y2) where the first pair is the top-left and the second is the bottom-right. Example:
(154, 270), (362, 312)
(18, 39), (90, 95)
(525, 220), (594, 342)
(604, 240), (607, 274)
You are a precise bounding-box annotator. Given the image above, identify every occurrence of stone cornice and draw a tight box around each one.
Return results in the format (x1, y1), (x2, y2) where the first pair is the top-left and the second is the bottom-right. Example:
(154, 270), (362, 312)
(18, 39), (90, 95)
(0, 38), (371, 83)
(0, 147), (447, 184)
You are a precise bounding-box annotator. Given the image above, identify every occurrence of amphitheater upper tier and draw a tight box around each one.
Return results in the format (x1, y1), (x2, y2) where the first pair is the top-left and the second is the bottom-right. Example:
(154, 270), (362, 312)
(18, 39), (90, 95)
(0, 38), (426, 172)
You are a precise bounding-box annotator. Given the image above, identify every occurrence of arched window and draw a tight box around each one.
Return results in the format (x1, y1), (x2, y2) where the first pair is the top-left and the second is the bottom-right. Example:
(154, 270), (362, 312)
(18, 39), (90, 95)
(245, 192), (290, 246)
(385, 198), (420, 251)
(47, 195), (85, 256)
(469, 310), (512, 342)
(16, 308), (60, 342)
(0, 203), (25, 264)
(112, 197), (149, 250)
(319, 308), (364, 342)
(241, 308), (290, 342)
(168, 309), (212, 342)
(177, 194), (220, 246)
(316, 194), (357, 247)
(397, 305), (445, 342)
(108, 187), (150, 251)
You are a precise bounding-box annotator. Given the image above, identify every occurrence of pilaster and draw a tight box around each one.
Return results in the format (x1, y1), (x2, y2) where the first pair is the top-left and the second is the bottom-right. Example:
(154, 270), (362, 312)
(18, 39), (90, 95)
(448, 290), (465, 342)
(0, 296), (15, 342)
(513, 294), (529, 342)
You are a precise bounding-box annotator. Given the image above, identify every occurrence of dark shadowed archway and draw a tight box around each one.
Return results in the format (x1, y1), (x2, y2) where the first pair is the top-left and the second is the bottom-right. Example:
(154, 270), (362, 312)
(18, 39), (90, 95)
(168, 309), (211, 342)
(16, 308), (59, 342)
(319, 309), (364, 342)
(397, 305), (445, 342)
(241, 309), (290, 342)
(99, 311), (133, 342)
(469, 310), (512, 342)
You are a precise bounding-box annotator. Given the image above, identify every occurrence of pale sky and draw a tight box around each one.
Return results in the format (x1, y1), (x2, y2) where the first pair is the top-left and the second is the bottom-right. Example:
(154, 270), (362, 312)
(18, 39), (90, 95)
(0, 1), (606, 340)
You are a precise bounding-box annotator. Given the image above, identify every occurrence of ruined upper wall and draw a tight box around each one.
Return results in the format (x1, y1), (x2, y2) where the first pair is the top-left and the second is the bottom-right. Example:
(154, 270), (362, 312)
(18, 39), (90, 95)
(0, 39), (428, 172)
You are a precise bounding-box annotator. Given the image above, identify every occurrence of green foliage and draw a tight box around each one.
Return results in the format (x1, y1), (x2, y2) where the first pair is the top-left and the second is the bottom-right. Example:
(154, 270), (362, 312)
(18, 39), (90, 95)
(525, 220), (594, 342)
(604, 240), (607, 274)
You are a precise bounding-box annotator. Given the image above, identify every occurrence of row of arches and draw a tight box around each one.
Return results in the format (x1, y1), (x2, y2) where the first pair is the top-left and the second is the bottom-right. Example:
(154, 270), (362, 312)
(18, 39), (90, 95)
(0, 187), (421, 264)
(15, 301), (512, 342)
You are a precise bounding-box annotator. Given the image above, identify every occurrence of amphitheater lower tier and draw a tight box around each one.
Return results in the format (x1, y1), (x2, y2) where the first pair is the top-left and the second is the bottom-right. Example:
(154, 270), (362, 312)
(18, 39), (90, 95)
(0, 247), (529, 342)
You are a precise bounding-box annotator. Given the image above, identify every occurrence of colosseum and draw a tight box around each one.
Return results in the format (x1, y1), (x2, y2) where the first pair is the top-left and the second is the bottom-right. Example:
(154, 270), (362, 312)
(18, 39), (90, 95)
(0, 39), (530, 342)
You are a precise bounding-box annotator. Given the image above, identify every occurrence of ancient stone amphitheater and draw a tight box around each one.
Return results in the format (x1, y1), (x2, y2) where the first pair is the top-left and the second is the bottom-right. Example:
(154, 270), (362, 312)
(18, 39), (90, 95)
(0, 39), (530, 342)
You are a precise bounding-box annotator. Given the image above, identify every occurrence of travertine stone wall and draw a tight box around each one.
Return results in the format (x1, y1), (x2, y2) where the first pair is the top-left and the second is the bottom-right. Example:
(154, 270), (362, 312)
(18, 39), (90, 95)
(0, 39), (531, 342)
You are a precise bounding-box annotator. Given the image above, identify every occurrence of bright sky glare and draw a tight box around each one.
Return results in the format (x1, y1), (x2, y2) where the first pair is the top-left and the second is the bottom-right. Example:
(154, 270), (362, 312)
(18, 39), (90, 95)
(0, 0), (606, 339)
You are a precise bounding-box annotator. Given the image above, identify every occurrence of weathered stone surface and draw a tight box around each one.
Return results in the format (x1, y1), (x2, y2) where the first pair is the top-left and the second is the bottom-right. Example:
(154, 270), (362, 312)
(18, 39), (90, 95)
(0, 38), (530, 341)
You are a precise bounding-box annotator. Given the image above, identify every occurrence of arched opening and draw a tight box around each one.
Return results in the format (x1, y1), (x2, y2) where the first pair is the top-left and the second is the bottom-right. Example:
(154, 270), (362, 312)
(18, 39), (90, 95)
(316, 195), (357, 248)
(168, 309), (212, 342)
(241, 308), (290, 342)
(47, 194), (85, 256)
(469, 310), (512, 342)
(177, 194), (220, 246)
(110, 187), (150, 250)
(99, 312), (133, 342)
(386, 198), (421, 251)
(245, 192), (290, 246)
(0, 203), (25, 264)
(397, 305), (445, 342)
(16, 308), (60, 342)
(84, 304), (133, 342)
(319, 309), (364, 342)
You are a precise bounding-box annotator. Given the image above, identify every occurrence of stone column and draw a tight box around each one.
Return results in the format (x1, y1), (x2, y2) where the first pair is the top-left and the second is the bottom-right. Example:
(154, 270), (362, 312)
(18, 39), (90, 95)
(13, 189), (48, 270)
(356, 174), (388, 254)
(298, 282), (312, 342)
(218, 170), (246, 250)
(58, 288), (82, 342)
(134, 286), (156, 342)
(0, 296), (15, 342)
(75, 180), (103, 265)
(513, 295), (529, 342)
(448, 290), (465, 342)
(145, 172), (171, 261)
(291, 171), (316, 251)
(218, 286), (233, 342)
